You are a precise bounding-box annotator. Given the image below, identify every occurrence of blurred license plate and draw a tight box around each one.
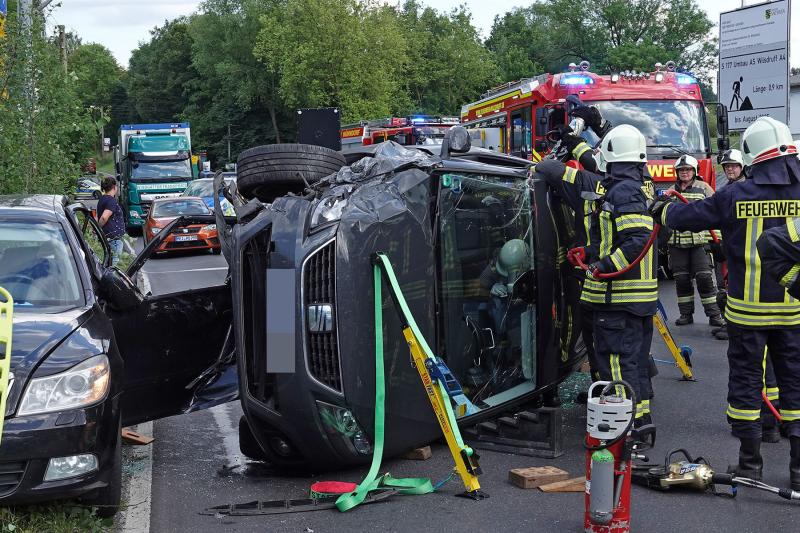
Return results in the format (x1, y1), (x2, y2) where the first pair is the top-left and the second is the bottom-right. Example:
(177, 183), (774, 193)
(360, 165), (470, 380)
(175, 235), (198, 242)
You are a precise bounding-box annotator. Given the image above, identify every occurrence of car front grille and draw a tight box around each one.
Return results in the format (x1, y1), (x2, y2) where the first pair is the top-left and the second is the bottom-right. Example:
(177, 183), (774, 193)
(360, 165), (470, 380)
(303, 240), (342, 392)
(0, 461), (27, 497)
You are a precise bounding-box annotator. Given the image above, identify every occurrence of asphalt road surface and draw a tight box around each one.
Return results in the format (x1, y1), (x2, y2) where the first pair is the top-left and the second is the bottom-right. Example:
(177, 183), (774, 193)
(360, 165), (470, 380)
(125, 262), (798, 532)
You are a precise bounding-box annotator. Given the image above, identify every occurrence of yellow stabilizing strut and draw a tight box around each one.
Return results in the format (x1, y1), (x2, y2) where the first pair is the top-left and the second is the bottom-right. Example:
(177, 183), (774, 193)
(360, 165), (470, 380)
(653, 308), (694, 380)
(403, 328), (482, 494)
(0, 287), (14, 444)
(374, 253), (485, 499)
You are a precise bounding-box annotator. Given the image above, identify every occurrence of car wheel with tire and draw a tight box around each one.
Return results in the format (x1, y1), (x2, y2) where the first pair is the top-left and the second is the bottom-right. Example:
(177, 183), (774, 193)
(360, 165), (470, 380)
(236, 144), (345, 203)
(93, 190), (102, 200)
(80, 424), (121, 517)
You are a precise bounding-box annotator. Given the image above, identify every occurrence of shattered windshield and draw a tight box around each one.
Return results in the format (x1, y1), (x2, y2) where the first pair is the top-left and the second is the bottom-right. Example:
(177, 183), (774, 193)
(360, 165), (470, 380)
(437, 173), (535, 414)
(590, 100), (709, 156)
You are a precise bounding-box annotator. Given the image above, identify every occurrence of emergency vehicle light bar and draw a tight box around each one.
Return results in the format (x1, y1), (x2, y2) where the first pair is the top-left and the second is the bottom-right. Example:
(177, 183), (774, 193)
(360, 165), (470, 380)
(560, 74), (594, 86)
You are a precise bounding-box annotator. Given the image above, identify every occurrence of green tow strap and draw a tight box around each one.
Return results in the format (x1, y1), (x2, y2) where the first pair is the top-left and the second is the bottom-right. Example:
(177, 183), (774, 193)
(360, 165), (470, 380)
(335, 263), (434, 512)
(0, 287), (13, 445)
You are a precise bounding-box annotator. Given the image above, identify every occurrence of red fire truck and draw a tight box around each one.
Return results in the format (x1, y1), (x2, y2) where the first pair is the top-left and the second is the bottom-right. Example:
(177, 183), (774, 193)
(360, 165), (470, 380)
(340, 116), (460, 153)
(461, 62), (729, 189)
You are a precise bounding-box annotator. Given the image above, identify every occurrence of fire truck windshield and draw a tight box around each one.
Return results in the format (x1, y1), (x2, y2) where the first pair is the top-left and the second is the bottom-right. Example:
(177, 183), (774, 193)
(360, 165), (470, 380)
(590, 100), (709, 157)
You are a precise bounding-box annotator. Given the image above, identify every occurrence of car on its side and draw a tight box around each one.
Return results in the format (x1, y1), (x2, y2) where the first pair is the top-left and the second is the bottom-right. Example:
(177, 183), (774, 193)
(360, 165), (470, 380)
(0, 195), (236, 515)
(75, 176), (102, 200)
(182, 176), (237, 216)
(143, 197), (220, 254)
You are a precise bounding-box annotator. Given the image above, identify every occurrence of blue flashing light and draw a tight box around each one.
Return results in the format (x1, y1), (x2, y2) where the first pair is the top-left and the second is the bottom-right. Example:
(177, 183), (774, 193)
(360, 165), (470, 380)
(410, 117), (426, 123)
(560, 74), (594, 86)
(676, 74), (696, 85)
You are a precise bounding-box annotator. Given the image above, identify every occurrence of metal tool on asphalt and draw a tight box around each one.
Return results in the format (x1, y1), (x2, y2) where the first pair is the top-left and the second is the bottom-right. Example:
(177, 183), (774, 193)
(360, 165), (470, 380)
(653, 300), (695, 380)
(584, 380), (652, 533)
(0, 287), (13, 445)
(632, 448), (800, 502)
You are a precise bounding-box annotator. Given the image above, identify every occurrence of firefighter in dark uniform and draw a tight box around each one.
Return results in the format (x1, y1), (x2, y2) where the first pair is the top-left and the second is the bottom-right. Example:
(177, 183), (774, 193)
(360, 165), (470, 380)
(537, 105), (607, 398)
(666, 155), (725, 329)
(541, 124), (657, 423)
(651, 117), (800, 486)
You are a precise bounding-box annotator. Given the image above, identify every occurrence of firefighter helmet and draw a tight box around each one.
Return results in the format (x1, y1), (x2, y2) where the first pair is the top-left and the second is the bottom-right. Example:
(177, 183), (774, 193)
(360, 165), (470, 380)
(741, 117), (797, 166)
(719, 149), (744, 167)
(598, 124), (647, 167)
(496, 239), (530, 277)
(674, 154), (699, 175)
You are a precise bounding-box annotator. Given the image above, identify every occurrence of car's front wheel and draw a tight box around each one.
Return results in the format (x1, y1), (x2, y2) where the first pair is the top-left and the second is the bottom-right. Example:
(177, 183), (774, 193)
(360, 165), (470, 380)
(80, 425), (121, 517)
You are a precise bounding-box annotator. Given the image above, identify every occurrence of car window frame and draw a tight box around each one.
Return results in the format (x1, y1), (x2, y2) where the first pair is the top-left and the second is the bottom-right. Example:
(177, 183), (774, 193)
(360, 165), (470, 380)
(65, 203), (112, 279)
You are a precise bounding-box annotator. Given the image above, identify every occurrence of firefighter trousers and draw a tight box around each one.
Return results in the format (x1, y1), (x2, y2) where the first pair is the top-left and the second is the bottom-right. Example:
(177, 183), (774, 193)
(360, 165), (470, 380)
(727, 325), (800, 439)
(762, 350), (780, 431)
(581, 303), (598, 381)
(593, 310), (651, 420)
(669, 245), (721, 318)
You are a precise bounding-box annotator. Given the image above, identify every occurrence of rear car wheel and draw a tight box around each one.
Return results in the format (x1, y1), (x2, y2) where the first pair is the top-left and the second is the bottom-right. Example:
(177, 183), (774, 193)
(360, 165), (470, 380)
(80, 426), (121, 517)
(236, 144), (345, 203)
(92, 190), (102, 200)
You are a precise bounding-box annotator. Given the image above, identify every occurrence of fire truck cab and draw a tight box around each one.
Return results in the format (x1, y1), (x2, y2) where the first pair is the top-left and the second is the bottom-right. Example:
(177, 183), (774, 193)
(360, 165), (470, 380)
(340, 116), (460, 153)
(461, 63), (725, 190)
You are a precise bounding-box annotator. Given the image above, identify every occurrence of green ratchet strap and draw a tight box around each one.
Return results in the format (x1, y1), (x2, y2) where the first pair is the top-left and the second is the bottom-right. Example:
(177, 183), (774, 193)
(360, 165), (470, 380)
(374, 253), (467, 451)
(0, 287), (13, 445)
(335, 263), (434, 512)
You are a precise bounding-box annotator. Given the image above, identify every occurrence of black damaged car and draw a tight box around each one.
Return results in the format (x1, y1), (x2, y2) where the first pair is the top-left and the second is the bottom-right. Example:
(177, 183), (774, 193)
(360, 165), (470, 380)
(0, 195), (236, 515)
(219, 128), (585, 470)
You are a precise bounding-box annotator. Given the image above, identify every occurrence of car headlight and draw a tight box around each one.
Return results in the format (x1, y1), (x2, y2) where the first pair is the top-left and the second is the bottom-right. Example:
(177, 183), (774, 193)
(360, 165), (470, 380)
(18, 354), (110, 416)
(310, 197), (347, 227)
(150, 227), (161, 235)
(201, 224), (216, 232)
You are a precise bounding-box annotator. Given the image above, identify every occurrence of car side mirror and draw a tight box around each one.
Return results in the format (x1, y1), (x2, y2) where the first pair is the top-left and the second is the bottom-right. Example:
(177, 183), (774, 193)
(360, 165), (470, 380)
(715, 103), (730, 152)
(99, 267), (144, 311)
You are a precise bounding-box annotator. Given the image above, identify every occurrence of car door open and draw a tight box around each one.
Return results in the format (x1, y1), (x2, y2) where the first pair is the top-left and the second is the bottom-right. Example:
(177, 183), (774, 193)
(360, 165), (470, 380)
(68, 205), (239, 426)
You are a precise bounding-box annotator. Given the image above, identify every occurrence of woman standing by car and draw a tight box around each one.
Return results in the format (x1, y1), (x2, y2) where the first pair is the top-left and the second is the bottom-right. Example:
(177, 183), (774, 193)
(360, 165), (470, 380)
(96, 177), (125, 266)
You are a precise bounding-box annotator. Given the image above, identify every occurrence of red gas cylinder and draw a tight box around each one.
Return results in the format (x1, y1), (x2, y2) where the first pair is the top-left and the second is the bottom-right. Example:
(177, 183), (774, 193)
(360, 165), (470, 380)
(584, 381), (635, 533)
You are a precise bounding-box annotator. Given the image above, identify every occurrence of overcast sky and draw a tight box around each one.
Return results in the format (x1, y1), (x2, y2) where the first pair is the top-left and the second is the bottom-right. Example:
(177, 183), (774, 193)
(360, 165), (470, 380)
(48, 0), (799, 69)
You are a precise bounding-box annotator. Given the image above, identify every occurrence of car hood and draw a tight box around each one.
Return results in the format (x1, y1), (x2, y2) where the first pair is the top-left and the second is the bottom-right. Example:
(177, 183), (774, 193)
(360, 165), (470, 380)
(10, 306), (93, 375)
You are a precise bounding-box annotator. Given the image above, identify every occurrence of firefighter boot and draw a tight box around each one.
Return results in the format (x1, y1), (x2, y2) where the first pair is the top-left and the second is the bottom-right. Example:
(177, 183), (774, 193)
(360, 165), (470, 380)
(675, 315), (693, 326)
(728, 438), (763, 480)
(791, 437), (800, 491)
(709, 315), (725, 328)
(762, 426), (781, 443)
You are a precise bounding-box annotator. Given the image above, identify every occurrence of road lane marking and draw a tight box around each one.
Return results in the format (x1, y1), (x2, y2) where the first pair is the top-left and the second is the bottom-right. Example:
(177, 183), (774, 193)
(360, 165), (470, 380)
(118, 421), (153, 533)
(210, 403), (243, 470)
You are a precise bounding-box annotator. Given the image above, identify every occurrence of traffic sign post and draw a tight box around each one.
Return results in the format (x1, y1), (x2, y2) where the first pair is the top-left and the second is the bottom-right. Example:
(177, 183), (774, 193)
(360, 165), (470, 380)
(719, 0), (791, 131)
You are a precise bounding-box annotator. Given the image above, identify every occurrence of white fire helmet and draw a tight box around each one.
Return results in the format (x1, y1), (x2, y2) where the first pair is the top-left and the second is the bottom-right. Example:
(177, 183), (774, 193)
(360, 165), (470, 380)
(740, 117), (797, 166)
(596, 124), (647, 170)
(719, 149), (744, 167)
(674, 154), (699, 175)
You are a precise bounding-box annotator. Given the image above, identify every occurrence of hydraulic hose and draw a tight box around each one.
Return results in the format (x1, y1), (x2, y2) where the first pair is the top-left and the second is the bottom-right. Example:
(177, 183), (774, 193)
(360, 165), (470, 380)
(572, 189), (723, 279)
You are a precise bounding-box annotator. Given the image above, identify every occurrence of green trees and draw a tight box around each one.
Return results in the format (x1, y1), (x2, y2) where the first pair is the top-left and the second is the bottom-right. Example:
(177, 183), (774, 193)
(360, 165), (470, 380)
(487, 0), (715, 80)
(0, 11), (95, 195)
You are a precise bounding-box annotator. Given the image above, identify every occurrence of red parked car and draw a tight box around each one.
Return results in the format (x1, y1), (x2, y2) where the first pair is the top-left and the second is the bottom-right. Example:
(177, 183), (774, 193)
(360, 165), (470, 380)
(143, 197), (220, 254)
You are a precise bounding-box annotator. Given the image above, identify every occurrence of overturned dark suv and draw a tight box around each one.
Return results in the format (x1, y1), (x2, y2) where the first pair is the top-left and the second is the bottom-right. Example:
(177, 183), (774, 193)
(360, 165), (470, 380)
(221, 130), (584, 470)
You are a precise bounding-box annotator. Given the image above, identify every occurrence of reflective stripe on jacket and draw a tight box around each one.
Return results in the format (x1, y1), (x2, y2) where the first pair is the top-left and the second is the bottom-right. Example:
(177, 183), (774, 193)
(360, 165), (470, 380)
(667, 180), (714, 247)
(662, 156), (800, 328)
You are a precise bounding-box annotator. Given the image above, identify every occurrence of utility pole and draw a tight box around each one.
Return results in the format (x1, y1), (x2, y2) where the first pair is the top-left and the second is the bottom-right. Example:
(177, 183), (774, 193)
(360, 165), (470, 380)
(58, 25), (66, 73)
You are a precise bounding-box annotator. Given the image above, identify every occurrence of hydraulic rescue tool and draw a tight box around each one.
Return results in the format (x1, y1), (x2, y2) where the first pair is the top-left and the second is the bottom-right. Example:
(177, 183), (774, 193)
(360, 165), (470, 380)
(633, 449), (800, 502)
(584, 380), (653, 533)
(0, 287), (13, 445)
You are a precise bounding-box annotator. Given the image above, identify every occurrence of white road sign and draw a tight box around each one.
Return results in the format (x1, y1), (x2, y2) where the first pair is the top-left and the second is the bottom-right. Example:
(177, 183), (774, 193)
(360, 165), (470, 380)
(719, 0), (790, 130)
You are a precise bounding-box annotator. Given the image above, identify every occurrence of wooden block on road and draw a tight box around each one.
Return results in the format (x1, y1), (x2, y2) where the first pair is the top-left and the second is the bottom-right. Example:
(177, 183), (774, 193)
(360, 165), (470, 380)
(401, 446), (432, 461)
(539, 476), (586, 493)
(508, 466), (569, 489)
(122, 428), (154, 445)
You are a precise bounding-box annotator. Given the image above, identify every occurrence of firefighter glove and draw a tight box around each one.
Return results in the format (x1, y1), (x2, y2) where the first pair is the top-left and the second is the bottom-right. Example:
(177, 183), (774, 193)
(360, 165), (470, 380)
(585, 263), (601, 280)
(567, 247), (587, 267)
(491, 283), (509, 298)
(571, 106), (604, 134)
(648, 196), (675, 223)
(709, 240), (725, 263)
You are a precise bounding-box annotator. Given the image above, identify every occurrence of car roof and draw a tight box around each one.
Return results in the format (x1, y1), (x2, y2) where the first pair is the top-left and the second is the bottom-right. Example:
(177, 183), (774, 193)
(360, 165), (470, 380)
(0, 195), (64, 221)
